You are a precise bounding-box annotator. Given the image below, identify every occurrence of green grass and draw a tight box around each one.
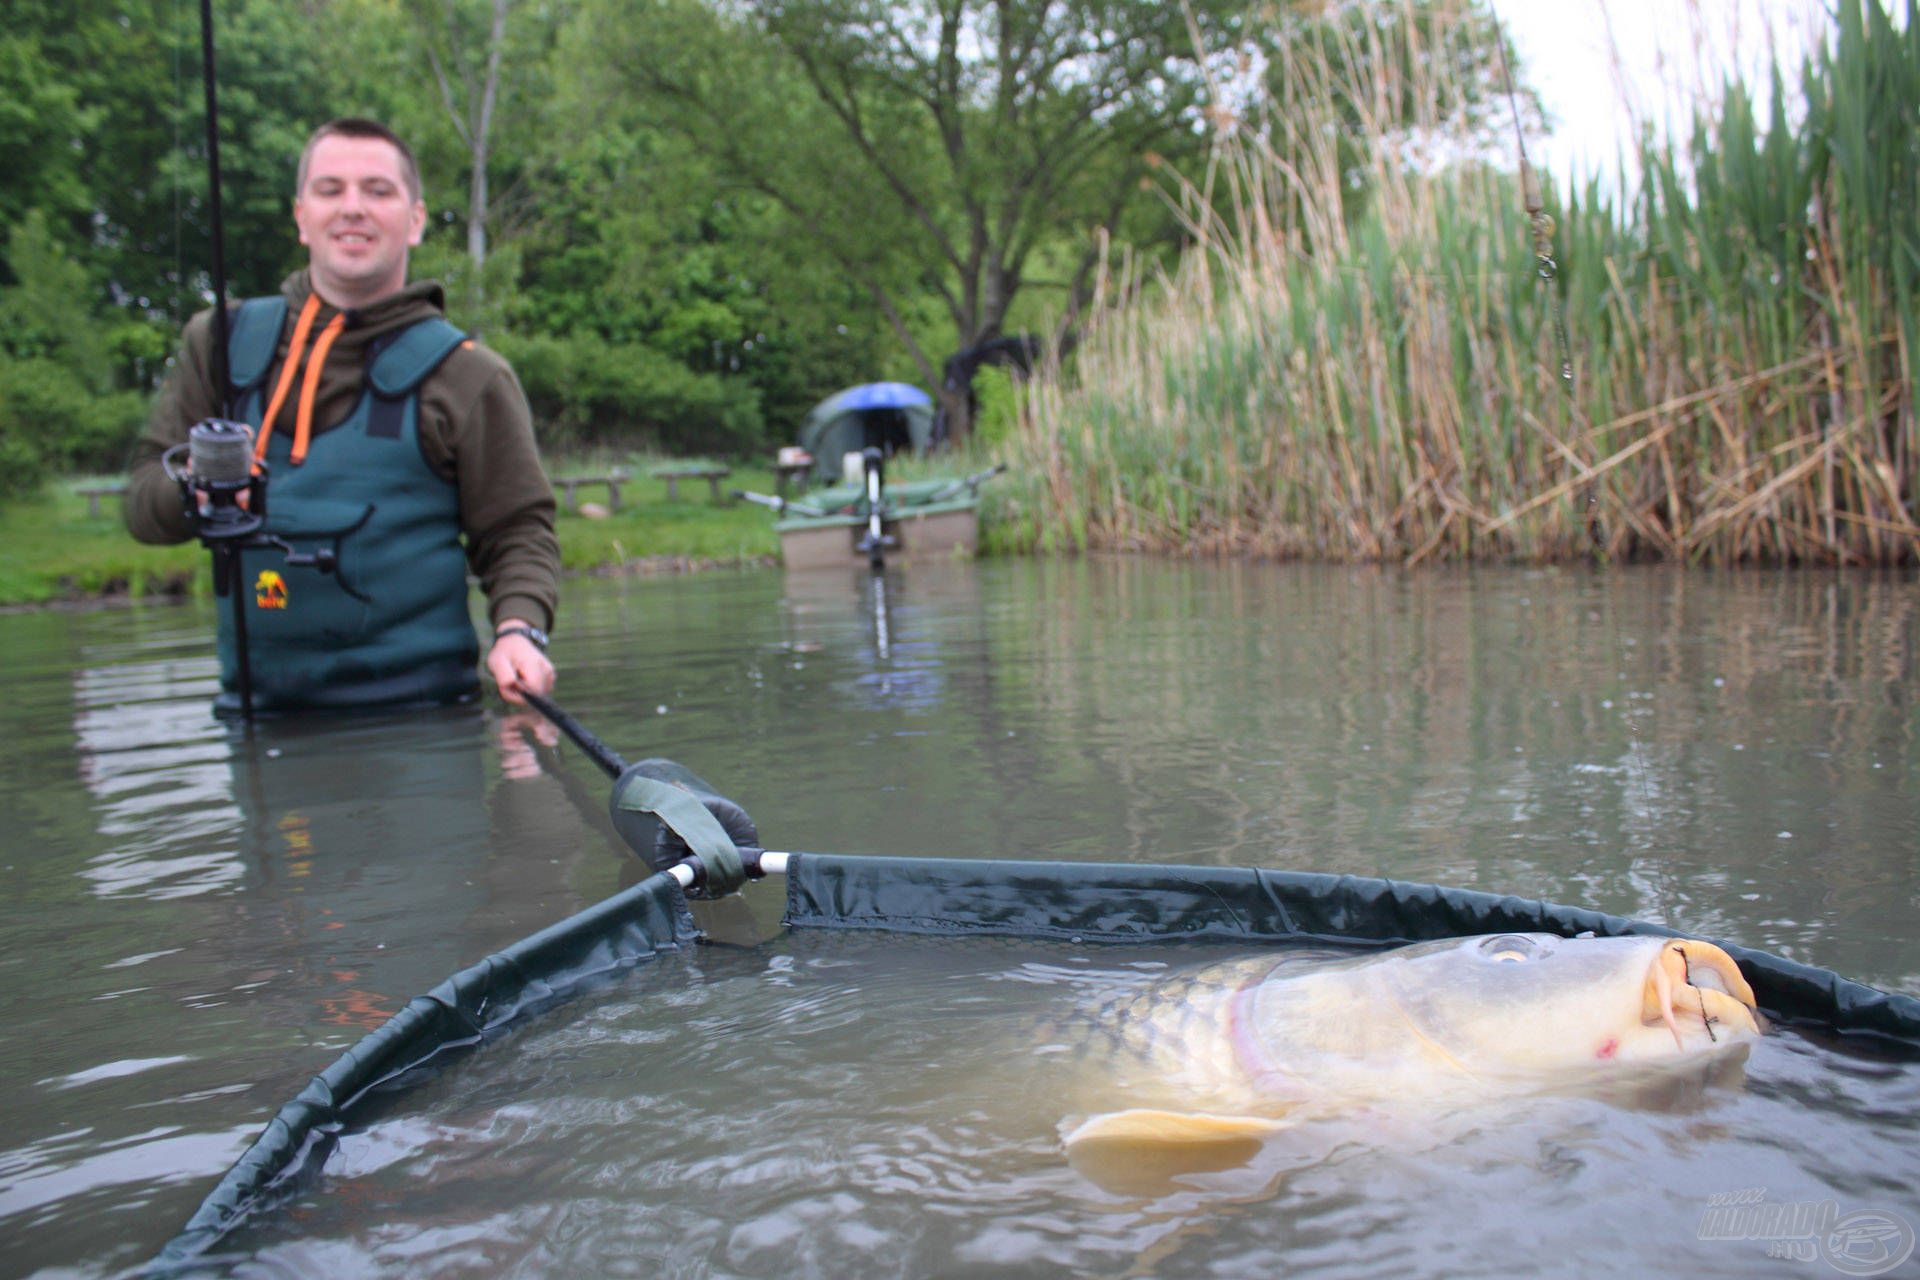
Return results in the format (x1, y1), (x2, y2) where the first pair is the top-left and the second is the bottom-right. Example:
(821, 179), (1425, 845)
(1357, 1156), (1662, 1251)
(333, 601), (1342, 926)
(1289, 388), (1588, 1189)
(553, 459), (781, 570)
(0, 479), (202, 605)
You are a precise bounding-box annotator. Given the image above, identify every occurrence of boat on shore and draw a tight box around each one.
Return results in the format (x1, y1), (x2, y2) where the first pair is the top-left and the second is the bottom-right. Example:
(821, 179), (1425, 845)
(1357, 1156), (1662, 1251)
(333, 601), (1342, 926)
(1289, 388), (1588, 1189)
(739, 380), (1002, 569)
(740, 459), (1003, 569)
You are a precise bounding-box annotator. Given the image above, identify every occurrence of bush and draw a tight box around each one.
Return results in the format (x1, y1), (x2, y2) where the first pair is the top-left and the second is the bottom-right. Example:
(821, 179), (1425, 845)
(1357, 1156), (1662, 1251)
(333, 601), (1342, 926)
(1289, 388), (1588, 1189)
(489, 330), (767, 457)
(971, 364), (1022, 449)
(0, 355), (147, 497)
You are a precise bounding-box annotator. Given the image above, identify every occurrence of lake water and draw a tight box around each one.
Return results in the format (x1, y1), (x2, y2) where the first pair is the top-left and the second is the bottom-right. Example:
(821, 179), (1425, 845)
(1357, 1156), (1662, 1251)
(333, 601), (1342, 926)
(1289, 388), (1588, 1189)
(1, 560), (1916, 1277)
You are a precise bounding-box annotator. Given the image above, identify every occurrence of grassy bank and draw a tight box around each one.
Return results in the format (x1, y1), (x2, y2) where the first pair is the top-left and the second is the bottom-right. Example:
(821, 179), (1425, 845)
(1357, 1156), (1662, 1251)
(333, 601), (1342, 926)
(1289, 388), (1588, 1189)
(0, 459), (786, 609)
(0, 479), (202, 604)
(996, 0), (1917, 566)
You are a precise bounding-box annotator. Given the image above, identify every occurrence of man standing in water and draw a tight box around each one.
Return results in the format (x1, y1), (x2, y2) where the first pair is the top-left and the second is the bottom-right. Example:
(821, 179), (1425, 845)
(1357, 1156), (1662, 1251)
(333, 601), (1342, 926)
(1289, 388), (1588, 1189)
(126, 118), (558, 713)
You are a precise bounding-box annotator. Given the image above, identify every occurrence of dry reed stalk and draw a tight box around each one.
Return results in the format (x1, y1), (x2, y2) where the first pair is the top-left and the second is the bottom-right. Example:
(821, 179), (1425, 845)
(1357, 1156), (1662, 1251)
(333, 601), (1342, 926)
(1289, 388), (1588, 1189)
(987, 1), (1912, 566)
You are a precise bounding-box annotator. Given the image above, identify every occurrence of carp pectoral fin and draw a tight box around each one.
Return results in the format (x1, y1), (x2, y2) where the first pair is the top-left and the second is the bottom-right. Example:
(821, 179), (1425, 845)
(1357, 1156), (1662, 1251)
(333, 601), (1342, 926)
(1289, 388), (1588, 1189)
(1064, 1109), (1292, 1194)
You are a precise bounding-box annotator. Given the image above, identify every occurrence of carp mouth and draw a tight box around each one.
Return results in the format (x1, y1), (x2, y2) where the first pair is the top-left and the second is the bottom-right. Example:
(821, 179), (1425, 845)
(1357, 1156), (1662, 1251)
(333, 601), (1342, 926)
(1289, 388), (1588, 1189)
(1642, 939), (1762, 1047)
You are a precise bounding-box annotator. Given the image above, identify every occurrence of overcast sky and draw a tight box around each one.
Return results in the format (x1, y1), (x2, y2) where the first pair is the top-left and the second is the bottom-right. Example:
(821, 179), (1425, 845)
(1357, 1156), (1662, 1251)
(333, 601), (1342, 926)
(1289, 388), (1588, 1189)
(1487, 0), (1835, 187)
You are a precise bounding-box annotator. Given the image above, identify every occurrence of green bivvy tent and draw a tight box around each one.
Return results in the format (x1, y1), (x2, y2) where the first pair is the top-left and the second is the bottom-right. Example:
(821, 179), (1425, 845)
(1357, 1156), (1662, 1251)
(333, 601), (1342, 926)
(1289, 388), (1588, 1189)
(799, 383), (936, 481)
(149, 746), (1920, 1274)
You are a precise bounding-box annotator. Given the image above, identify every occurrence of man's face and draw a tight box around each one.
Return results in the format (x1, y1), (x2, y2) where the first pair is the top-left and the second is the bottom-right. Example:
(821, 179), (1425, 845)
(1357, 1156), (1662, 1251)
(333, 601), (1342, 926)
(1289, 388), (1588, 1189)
(293, 134), (426, 306)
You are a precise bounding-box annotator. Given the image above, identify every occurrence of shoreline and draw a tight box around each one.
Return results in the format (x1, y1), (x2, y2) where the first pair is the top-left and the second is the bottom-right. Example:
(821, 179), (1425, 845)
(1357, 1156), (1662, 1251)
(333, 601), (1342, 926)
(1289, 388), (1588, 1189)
(0, 552), (785, 617)
(13, 547), (1920, 618)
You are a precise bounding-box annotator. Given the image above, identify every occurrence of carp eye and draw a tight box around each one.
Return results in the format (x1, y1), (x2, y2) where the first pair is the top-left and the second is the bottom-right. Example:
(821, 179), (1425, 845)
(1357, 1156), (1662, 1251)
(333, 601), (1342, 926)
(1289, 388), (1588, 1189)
(1479, 935), (1543, 963)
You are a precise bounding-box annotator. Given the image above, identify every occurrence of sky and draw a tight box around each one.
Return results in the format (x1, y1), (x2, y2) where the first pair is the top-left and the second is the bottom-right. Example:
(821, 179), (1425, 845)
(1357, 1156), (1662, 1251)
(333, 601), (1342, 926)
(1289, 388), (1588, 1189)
(1487, 0), (1836, 188)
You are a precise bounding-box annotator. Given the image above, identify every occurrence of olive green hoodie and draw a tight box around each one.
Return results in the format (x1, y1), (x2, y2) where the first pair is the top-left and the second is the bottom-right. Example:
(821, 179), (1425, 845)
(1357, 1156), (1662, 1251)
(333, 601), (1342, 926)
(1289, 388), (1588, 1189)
(126, 271), (559, 633)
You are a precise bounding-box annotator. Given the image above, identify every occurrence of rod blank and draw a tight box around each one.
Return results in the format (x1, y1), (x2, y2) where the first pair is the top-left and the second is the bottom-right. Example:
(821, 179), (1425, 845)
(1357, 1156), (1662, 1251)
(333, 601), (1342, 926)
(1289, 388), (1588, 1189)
(522, 690), (627, 779)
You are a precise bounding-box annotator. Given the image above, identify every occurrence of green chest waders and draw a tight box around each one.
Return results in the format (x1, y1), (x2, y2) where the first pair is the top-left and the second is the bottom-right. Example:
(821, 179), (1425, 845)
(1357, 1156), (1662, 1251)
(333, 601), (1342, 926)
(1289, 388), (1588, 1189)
(213, 296), (480, 712)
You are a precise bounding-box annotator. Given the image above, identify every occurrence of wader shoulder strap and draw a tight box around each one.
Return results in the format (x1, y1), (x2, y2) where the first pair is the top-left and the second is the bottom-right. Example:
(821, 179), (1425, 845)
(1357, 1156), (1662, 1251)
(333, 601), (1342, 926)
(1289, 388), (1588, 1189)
(368, 318), (468, 397)
(225, 296), (290, 396)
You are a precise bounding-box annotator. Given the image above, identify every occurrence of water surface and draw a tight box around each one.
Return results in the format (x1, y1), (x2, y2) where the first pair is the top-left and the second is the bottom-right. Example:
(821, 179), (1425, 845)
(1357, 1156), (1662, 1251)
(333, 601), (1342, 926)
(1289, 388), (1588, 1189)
(1, 560), (1915, 1277)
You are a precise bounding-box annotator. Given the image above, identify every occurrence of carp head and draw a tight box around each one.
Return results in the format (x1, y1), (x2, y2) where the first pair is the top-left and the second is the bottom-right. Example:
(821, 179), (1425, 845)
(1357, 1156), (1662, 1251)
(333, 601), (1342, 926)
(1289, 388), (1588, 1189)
(1327, 932), (1766, 1071)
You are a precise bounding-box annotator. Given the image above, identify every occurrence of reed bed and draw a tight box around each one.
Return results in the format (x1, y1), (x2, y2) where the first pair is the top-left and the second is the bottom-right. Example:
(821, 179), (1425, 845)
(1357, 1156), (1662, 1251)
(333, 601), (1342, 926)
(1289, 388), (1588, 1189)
(994, 0), (1918, 565)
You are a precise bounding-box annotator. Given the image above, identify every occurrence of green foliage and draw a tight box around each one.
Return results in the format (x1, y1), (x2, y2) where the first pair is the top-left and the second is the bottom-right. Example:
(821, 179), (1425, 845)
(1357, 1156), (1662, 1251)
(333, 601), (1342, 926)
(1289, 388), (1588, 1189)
(501, 110), (892, 442)
(413, 236), (528, 337)
(0, 2), (170, 294)
(491, 330), (764, 457)
(586, 0), (1244, 433)
(0, 30), (94, 258)
(0, 213), (149, 492)
(0, 212), (108, 381)
(970, 366), (1021, 450)
(0, 359), (148, 494)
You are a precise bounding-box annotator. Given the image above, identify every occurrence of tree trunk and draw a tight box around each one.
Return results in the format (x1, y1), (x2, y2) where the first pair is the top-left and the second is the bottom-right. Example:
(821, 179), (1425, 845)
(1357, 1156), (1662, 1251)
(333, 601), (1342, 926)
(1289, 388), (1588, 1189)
(468, 140), (489, 269)
(419, 0), (508, 328)
(937, 383), (973, 445)
(467, 0), (507, 321)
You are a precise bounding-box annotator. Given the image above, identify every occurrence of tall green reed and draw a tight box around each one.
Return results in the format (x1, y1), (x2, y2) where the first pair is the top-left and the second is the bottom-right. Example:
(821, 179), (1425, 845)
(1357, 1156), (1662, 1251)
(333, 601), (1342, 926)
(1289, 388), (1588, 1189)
(994, 0), (1917, 565)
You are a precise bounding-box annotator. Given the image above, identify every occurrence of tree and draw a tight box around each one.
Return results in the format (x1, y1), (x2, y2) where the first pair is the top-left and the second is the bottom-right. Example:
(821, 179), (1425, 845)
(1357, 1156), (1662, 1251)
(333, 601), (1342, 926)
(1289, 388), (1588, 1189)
(0, 30), (95, 272)
(501, 98), (894, 447)
(0, 213), (151, 488)
(589, 0), (1248, 440)
(401, 0), (564, 328)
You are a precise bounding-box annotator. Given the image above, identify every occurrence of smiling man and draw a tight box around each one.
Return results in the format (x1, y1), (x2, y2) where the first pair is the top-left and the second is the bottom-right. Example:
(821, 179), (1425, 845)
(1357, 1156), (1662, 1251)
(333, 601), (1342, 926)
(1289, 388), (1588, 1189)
(127, 119), (559, 715)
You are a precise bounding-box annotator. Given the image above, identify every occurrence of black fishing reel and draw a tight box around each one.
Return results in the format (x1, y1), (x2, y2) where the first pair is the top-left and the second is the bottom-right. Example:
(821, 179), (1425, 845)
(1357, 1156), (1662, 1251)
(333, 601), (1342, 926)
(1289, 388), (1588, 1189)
(162, 418), (340, 718)
(161, 419), (340, 582)
(162, 419), (268, 544)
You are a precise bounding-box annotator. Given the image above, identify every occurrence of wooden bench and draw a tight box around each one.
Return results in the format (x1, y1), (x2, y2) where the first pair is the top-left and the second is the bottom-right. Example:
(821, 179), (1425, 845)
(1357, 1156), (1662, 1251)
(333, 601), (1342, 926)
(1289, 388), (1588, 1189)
(650, 463), (732, 502)
(76, 483), (129, 518)
(554, 469), (627, 513)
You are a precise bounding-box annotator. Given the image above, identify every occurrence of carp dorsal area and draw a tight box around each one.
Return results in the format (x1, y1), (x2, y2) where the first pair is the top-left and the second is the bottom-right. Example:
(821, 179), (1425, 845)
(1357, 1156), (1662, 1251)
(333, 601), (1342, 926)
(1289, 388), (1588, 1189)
(1477, 934), (1549, 963)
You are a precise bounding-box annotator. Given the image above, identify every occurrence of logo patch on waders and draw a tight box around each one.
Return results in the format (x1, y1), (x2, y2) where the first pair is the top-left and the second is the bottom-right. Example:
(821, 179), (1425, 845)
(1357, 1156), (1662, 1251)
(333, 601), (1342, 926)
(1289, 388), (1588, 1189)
(254, 569), (289, 610)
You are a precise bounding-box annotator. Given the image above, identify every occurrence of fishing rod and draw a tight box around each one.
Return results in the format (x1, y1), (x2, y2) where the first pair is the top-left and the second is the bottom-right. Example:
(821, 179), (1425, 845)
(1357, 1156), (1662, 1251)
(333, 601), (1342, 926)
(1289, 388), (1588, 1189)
(161, 0), (343, 720)
(925, 462), (1007, 504)
(522, 690), (628, 779)
(197, 0), (231, 402)
(1485, 7), (1576, 398)
(732, 489), (829, 519)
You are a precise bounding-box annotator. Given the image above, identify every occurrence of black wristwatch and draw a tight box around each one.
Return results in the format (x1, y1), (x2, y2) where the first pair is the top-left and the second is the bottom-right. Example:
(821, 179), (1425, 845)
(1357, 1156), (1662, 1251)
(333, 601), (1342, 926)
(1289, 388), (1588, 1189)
(493, 623), (550, 651)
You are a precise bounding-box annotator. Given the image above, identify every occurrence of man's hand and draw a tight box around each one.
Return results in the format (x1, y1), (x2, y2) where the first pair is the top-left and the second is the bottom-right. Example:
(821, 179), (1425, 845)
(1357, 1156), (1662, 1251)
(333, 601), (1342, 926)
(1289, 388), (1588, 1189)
(191, 487), (251, 510)
(487, 625), (555, 705)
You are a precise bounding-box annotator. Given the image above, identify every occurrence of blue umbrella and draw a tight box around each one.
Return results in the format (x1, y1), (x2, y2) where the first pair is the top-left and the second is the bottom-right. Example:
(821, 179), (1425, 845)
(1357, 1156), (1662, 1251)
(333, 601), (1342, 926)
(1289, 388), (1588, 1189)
(826, 381), (932, 413)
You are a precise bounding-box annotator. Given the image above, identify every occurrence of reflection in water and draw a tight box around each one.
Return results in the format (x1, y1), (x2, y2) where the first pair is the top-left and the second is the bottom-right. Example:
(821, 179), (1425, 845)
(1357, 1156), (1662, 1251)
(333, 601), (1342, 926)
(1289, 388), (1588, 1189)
(871, 570), (891, 660)
(732, 563), (1917, 994)
(780, 566), (969, 713)
(72, 656), (242, 900)
(1, 562), (1916, 1276)
(2, 625), (617, 1277)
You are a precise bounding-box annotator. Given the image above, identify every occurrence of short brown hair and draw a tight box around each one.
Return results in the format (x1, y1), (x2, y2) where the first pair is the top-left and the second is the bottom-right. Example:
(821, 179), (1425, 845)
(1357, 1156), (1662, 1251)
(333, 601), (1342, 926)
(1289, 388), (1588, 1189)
(295, 118), (422, 203)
